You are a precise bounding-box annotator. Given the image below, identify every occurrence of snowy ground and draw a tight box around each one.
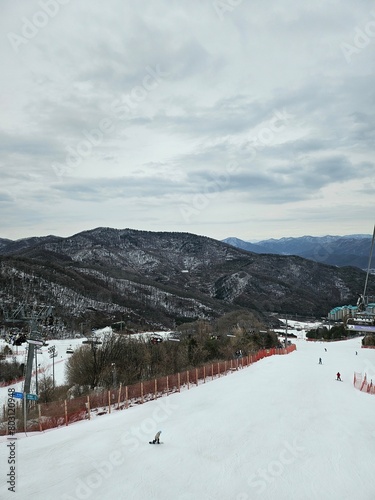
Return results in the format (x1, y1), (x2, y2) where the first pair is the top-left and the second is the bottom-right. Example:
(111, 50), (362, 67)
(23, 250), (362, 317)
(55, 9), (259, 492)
(1, 333), (375, 500)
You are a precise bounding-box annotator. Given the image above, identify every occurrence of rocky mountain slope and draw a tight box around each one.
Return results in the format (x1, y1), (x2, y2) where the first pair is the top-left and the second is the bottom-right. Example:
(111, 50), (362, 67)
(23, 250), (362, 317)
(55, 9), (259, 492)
(0, 228), (372, 332)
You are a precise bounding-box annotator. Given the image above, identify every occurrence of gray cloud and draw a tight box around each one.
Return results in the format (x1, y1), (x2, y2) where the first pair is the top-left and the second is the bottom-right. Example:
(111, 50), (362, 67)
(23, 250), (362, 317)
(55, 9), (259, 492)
(0, 0), (374, 240)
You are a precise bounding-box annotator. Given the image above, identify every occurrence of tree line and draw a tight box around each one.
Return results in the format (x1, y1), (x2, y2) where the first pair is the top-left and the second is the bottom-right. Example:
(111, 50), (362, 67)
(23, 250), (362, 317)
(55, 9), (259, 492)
(65, 311), (279, 395)
(306, 324), (350, 341)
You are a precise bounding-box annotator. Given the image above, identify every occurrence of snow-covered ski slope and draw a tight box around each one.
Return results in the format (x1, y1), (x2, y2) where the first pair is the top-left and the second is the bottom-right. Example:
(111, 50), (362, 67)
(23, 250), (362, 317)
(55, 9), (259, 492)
(1, 336), (375, 500)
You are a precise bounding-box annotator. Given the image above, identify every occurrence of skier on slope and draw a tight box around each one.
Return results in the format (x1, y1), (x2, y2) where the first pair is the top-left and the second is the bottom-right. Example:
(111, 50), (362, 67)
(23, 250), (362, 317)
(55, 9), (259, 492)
(336, 372), (342, 381)
(151, 431), (161, 444)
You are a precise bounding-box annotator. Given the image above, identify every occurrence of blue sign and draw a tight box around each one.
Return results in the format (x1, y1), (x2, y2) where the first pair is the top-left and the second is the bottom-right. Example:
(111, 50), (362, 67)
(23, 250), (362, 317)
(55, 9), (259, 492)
(12, 392), (23, 399)
(26, 394), (38, 401)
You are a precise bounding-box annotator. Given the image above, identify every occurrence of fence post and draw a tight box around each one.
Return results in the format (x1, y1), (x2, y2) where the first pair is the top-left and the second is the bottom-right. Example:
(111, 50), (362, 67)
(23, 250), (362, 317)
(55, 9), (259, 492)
(140, 382), (144, 403)
(64, 400), (68, 426)
(187, 371), (190, 390)
(211, 364), (214, 380)
(108, 390), (111, 413)
(166, 376), (169, 395)
(125, 386), (129, 409)
(154, 379), (157, 400)
(117, 383), (122, 410)
(203, 365), (206, 383)
(177, 372), (180, 392)
(218, 362), (220, 377)
(195, 368), (199, 386)
(86, 395), (91, 420)
(38, 404), (42, 432)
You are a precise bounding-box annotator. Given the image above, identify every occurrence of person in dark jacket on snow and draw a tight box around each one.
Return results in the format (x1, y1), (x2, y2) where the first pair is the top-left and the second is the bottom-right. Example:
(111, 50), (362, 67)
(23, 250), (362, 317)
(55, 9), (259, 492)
(336, 372), (342, 381)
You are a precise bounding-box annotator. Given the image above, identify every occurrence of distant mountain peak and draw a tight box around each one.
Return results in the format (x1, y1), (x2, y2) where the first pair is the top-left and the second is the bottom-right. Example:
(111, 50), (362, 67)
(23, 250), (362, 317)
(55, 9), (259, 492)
(222, 234), (373, 269)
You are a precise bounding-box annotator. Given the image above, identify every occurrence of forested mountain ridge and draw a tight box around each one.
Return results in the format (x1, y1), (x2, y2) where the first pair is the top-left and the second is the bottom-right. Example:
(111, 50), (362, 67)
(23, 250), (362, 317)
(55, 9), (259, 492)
(0, 227), (372, 331)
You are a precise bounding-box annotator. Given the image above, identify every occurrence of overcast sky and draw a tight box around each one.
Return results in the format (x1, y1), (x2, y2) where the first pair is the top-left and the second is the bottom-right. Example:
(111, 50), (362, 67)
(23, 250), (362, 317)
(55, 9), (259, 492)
(1, 0), (374, 242)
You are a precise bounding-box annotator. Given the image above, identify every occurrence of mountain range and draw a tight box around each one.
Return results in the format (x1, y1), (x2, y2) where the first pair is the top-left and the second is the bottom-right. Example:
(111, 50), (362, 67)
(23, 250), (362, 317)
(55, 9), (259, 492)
(222, 234), (375, 269)
(0, 227), (373, 332)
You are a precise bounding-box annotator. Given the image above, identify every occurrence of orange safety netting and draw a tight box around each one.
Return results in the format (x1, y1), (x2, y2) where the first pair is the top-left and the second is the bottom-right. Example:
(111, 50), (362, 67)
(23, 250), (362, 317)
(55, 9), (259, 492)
(1, 344), (296, 435)
(353, 372), (375, 395)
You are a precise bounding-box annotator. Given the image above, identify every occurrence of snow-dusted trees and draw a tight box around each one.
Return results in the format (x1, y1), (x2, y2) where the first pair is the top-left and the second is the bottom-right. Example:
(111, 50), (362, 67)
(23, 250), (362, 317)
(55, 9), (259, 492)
(65, 311), (277, 391)
(66, 335), (153, 389)
(0, 357), (23, 383)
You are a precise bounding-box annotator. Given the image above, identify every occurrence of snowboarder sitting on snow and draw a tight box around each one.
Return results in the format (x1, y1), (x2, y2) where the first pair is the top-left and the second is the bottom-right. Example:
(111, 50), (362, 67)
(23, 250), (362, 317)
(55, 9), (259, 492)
(152, 431), (161, 444)
(336, 372), (341, 381)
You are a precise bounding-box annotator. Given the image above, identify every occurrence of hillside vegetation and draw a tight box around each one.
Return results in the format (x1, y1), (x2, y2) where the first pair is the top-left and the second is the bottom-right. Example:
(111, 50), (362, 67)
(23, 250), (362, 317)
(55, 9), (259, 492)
(1, 227), (372, 332)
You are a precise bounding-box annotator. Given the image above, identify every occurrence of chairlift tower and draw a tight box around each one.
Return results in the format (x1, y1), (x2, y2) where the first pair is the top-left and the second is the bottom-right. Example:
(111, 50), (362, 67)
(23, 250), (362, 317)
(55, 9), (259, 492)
(3, 303), (54, 394)
(343, 225), (375, 335)
(362, 224), (375, 306)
